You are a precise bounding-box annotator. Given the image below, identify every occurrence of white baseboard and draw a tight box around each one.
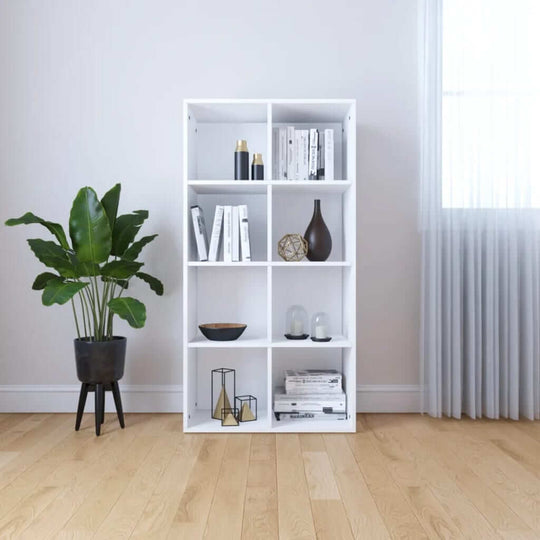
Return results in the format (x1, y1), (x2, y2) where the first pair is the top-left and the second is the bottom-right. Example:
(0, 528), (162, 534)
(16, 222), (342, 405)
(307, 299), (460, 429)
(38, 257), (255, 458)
(0, 385), (183, 413)
(356, 384), (422, 413)
(0, 384), (422, 414)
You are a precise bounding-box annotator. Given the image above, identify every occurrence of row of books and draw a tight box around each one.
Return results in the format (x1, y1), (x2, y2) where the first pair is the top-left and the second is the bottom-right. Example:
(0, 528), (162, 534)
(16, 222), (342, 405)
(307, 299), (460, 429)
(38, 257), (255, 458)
(273, 127), (334, 181)
(191, 205), (251, 262)
(274, 369), (346, 420)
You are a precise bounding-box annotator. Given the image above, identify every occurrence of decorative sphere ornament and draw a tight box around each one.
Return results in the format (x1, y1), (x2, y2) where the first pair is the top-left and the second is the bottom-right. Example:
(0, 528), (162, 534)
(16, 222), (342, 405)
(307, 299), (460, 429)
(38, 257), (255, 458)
(277, 234), (308, 262)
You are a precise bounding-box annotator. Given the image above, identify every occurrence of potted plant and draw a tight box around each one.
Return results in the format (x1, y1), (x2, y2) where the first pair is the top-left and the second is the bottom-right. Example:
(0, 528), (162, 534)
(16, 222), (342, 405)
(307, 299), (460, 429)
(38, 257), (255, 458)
(5, 183), (163, 435)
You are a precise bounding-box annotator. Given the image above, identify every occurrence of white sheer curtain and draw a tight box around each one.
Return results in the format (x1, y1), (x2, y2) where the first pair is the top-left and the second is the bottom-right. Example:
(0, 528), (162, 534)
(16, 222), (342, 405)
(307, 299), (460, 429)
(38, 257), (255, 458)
(420, 0), (540, 419)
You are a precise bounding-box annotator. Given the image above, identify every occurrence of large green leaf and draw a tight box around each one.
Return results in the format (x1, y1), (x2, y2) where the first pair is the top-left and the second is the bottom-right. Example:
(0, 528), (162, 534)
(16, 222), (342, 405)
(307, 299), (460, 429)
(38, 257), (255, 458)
(111, 210), (148, 257)
(101, 260), (143, 279)
(135, 272), (164, 296)
(108, 297), (146, 328)
(122, 234), (158, 261)
(101, 183), (121, 231)
(32, 272), (61, 290)
(69, 187), (112, 263)
(5, 212), (70, 250)
(42, 280), (88, 306)
(27, 239), (78, 278)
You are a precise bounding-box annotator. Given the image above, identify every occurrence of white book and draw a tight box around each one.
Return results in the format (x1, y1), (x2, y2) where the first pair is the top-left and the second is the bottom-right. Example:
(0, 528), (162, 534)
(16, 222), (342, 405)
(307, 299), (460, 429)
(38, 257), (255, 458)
(272, 128), (279, 180)
(223, 206), (232, 263)
(190, 206), (208, 261)
(300, 130), (309, 180)
(231, 206), (240, 262)
(294, 130), (302, 180)
(276, 412), (347, 420)
(238, 204), (251, 261)
(324, 128), (334, 180)
(208, 205), (224, 262)
(308, 129), (319, 180)
(286, 126), (295, 181)
(278, 127), (287, 179)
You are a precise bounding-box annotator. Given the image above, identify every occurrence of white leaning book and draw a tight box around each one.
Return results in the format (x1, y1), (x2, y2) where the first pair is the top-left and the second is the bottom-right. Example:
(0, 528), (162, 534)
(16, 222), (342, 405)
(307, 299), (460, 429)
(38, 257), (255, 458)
(232, 206), (240, 262)
(208, 205), (224, 262)
(223, 206), (232, 263)
(190, 205), (208, 261)
(324, 128), (334, 180)
(238, 204), (251, 261)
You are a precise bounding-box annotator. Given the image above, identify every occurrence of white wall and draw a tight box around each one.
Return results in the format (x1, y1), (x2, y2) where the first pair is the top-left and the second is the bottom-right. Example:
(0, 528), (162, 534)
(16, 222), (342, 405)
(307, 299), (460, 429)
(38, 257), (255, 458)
(0, 0), (420, 410)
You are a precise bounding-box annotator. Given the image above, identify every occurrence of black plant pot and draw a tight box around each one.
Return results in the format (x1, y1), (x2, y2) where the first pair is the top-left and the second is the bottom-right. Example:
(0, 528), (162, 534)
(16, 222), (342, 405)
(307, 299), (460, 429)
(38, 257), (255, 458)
(74, 337), (127, 436)
(74, 336), (126, 383)
(304, 199), (332, 261)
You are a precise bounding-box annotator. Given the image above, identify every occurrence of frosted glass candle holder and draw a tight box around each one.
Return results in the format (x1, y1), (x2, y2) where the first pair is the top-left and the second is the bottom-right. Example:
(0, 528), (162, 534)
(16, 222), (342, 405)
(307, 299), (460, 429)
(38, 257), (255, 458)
(285, 305), (309, 340)
(311, 312), (331, 342)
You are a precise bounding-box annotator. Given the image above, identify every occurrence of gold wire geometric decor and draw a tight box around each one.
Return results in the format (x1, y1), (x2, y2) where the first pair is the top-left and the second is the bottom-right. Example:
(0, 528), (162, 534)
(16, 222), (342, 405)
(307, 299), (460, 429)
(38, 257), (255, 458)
(277, 234), (308, 262)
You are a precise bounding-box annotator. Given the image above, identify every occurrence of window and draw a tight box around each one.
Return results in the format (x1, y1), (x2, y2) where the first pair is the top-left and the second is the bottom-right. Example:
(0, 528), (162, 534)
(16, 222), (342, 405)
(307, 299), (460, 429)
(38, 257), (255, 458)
(442, 0), (540, 208)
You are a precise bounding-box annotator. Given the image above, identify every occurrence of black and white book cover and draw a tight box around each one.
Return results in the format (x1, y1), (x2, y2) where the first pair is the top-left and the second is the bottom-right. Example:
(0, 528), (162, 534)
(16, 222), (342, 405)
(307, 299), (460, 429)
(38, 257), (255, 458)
(190, 205), (208, 261)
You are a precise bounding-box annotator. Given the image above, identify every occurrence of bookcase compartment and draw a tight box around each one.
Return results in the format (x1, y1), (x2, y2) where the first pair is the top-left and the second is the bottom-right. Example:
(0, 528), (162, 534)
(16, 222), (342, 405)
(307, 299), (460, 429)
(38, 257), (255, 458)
(272, 192), (345, 262)
(271, 101), (355, 181)
(187, 266), (268, 344)
(187, 187), (267, 263)
(272, 266), (344, 341)
(185, 348), (269, 432)
(186, 102), (268, 180)
(271, 348), (355, 431)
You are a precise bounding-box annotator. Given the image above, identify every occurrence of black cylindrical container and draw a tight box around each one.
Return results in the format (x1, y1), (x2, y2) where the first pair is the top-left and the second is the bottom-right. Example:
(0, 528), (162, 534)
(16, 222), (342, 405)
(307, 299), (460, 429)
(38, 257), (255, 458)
(74, 336), (126, 383)
(234, 140), (249, 180)
(251, 153), (264, 180)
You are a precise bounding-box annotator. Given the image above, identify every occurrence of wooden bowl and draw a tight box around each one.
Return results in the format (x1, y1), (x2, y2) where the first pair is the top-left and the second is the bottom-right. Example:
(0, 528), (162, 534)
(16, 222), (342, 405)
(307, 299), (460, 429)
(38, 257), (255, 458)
(199, 323), (247, 341)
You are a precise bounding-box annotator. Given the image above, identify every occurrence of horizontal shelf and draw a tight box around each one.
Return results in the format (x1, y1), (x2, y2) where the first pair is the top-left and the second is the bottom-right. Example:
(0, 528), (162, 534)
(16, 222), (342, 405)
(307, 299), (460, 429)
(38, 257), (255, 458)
(187, 180), (352, 194)
(272, 336), (352, 348)
(188, 261), (352, 267)
(188, 336), (269, 348)
(188, 336), (351, 348)
(271, 415), (355, 433)
(186, 409), (270, 432)
(188, 261), (268, 267)
(271, 261), (351, 267)
(270, 180), (352, 193)
(187, 180), (267, 194)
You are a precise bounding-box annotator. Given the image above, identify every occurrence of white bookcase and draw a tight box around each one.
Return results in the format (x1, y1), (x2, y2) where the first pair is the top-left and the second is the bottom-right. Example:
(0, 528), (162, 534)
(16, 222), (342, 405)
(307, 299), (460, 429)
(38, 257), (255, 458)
(183, 99), (356, 433)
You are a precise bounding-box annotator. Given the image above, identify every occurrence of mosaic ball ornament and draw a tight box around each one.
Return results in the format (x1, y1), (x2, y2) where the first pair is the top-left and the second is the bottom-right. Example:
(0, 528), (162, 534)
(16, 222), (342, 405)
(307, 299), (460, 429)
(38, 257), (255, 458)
(277, 234), (308, 262)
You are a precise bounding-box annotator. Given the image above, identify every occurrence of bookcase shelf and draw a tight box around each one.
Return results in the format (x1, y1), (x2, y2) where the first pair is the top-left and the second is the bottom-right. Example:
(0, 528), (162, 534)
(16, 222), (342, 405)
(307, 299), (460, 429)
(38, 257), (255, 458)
(183, 99), (356, 433)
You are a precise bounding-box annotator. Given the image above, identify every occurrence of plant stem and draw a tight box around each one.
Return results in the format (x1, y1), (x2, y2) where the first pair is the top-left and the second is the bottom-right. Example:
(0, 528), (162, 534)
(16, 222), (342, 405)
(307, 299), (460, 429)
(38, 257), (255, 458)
(79, 292), (88, 338)
(71, 298), (81, 339)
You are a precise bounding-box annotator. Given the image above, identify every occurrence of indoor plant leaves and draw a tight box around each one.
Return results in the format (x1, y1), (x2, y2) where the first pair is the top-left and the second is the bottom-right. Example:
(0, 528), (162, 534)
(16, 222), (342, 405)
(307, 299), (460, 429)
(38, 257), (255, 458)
(5, 212), (70, 250)
(108, 297), (146, 328)
(111, 210), (148, 257)
(135, 272), (164, 296)
(42, 280), (88, 306)
(69, 186), (112, 263)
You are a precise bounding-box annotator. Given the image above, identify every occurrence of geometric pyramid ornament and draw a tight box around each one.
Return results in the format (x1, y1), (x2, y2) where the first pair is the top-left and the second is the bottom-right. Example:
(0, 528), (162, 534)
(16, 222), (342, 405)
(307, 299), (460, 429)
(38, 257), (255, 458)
(235, 394), (257, 422)
(212, 386), (232, 420)
(221, 408), (239, 426)
(240, 401), (256, 422)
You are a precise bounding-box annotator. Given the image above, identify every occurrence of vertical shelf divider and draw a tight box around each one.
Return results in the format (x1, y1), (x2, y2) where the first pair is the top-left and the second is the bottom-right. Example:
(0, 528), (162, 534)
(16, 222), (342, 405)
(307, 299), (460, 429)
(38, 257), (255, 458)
(266, 102), (274, 423)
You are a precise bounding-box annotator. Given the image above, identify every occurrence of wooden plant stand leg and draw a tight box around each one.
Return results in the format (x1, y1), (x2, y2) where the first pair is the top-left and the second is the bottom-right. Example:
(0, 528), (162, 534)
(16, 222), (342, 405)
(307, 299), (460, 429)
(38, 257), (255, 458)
(111, 381), (125, 428)
(75, 383), (89, 431)
(95, 383), (104, 436)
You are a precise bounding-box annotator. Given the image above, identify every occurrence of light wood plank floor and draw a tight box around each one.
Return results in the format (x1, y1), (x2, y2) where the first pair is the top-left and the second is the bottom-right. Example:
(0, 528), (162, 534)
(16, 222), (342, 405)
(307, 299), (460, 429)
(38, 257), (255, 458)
(0, 413), (539, 539)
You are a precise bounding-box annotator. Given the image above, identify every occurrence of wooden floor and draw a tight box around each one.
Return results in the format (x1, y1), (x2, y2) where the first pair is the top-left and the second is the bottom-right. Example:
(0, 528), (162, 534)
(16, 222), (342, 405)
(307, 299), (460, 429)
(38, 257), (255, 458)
(0, 414), (539, 539)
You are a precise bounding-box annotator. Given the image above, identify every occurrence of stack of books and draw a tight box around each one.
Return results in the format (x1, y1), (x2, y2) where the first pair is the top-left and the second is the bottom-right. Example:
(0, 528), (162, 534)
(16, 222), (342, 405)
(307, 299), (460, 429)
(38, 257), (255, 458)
(190, 205), (251, 262)
(274, 369), (346, 420)
(273, 127), (334, 181)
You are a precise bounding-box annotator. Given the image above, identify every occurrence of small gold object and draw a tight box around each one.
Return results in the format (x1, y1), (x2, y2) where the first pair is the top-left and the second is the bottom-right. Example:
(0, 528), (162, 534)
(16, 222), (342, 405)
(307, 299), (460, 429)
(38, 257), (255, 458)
(278, 234), (308, 262)
(252, 153), (263, 165)
(212, 386), (231, 420)
(236, 139), (248, 152)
